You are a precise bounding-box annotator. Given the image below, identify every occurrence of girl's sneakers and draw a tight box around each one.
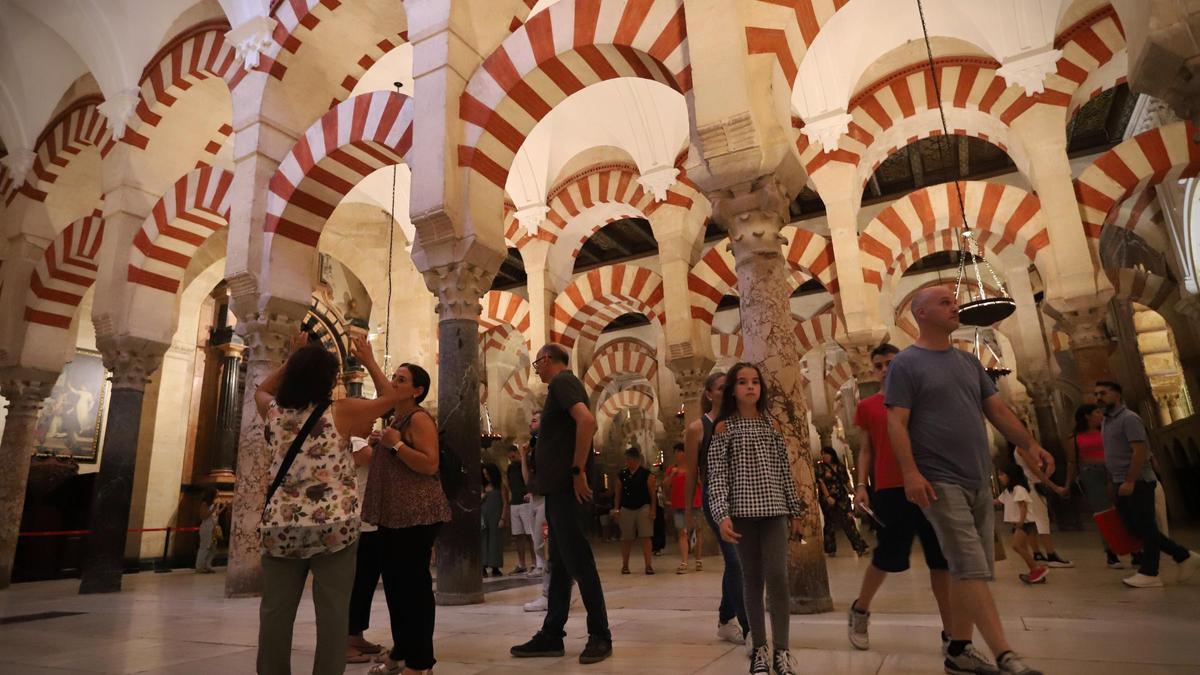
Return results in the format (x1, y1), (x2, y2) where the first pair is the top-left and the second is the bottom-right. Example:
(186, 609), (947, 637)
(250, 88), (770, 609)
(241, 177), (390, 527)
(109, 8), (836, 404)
(749, 645), (770, 674)
(772, 649), (798, 675)
(1019, 566), (1049, 584)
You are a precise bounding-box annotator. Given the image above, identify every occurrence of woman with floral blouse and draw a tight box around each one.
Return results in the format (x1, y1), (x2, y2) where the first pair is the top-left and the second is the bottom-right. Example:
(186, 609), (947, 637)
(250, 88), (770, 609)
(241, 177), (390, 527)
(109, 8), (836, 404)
(255, 333), (401, 675)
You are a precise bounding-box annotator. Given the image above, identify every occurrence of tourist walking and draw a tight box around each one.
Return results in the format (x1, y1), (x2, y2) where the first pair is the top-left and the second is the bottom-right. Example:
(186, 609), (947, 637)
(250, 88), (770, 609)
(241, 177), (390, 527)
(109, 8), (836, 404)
(682, 371), (749, 645)
(519, 412), (550, 613)
(665, 442), (703, 573)
(505, 444), (534, 575)
(1094, 380), (1198, 588)
(481, 462), (505, 577)
(358, 356), (450, 675)
(1009, 444), (1073, 569)
(194, 488), (222, 574)
(815, 447), (868, 557)
(997, 464), (1048, 585)
(255, 333), (400, 675)
(847, 343), (952, 654)
(511, 343), (611, 665)
(887, 285), (1051, 675)
(707, 362), (803, 675)
(614, 447), (656, 575)
(1066, 404), (1122, 568)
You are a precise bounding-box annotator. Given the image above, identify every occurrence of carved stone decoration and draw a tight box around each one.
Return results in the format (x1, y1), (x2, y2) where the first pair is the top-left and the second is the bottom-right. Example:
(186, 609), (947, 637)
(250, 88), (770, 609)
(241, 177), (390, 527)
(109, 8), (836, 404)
(636, 165), (680, 202)
(0, 376), (55, 589)
(997, 48), (1063, 96)
(514, 203), (549, 237)
(0, 148), (35, 187)
(800, 110), (854, 153)
(97, 88), (140, 142)
(1125, 95), (1182, 138)
(225, 16), (279, 71)
(1057, 307), (1111, 351)
(711, 178), (791, 256)
(423, 261), (494, 322)
(96, 337), (169, 392)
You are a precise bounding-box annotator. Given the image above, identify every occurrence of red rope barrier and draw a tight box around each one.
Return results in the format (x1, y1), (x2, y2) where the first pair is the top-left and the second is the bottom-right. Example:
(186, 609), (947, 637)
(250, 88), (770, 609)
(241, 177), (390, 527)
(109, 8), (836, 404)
(17, 526), (200, 538)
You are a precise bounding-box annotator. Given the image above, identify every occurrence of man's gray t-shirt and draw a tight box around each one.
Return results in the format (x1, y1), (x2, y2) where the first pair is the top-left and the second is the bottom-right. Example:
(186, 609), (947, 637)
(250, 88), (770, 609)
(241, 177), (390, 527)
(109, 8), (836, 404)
(884, 346), (999, 489)
(1102, 404), (1155, 483)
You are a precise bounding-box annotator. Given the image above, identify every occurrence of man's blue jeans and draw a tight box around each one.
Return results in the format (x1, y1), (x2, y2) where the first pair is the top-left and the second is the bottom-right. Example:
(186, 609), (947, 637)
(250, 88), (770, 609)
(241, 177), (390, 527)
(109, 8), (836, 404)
(702, 488), (748, 632)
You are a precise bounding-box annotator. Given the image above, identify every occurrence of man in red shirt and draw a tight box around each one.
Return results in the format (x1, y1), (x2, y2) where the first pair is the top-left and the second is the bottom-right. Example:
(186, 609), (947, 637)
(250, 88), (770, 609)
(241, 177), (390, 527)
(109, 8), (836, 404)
(847, 343), (952, 654)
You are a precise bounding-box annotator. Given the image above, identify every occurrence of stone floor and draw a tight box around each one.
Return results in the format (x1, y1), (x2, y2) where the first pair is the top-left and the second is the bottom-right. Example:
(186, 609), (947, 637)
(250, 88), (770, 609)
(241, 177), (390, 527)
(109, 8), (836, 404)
(1, 530), (1198, 674)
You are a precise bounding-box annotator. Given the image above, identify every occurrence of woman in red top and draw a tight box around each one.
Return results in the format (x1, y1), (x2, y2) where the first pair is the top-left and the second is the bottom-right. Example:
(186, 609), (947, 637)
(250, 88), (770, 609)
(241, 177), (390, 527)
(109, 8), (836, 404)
(665, 443), (703, 573)
(1067, 403), (1121, 568)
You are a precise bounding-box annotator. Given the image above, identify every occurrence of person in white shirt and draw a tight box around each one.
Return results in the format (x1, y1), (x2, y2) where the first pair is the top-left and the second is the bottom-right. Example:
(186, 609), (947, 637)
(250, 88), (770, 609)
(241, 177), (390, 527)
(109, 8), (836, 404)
(996, 464), (1047, 585)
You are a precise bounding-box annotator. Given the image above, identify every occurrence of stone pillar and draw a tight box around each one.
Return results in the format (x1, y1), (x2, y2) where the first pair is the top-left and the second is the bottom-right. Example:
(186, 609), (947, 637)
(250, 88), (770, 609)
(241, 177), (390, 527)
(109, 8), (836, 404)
(211, 341), (245, 478)
(223, 297), (303, 598)
(1057, 307), (1114, 393)
(0, 376), (55, 589)
(424, 261), (492, 606)
(342, 367), (366, 399)
(79, 339), (167, 594)
(670, 367), (710, 428)
(712, 179), (832, 614)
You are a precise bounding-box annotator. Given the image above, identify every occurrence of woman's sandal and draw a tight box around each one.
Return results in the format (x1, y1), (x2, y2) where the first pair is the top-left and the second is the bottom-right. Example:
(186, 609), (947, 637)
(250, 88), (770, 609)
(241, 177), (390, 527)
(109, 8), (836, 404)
(349, 637), (384, 655)
(346, 648), (373, 664)
(368, 659), (403, 675)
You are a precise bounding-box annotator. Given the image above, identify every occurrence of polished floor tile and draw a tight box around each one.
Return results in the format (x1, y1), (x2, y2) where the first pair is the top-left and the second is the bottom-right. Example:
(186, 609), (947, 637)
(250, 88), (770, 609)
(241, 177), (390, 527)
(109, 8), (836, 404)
(1, 530), (1197, 674)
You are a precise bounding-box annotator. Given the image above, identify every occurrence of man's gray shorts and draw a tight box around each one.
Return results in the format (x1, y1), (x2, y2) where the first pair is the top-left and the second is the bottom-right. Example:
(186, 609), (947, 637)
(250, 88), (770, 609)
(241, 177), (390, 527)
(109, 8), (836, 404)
(921, 482), (995, 581)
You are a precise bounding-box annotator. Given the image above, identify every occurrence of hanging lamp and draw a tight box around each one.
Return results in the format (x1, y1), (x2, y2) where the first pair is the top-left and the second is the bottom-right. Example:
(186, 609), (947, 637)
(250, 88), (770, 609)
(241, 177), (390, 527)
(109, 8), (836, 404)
(974, 328), (1012, 381)
(916, 0), (1016, 326)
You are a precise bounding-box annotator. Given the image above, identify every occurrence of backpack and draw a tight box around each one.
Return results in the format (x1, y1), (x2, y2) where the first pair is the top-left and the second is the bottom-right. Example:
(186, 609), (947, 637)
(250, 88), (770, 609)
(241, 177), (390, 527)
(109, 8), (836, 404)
(393, 408), (466, 500)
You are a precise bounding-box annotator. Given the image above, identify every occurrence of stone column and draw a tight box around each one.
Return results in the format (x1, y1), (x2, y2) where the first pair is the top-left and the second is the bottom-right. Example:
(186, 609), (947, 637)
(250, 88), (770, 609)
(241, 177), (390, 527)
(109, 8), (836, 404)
(0, 376), (55, 589)
(211, 341), (245, 478)
(424, 261), (492, 606)
(79, 339), (167, 594)
(342, 367), (366, 399)
(223, 297), (303, 598)
(669, 365), (712, 429)
(712, 178), (832, 614)
(1057, 307), (1114, 393)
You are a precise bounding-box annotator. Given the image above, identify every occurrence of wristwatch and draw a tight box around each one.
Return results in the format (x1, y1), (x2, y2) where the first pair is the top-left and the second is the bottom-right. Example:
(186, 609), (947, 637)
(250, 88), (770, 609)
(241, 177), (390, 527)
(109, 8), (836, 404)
(571, 466), (582, 476)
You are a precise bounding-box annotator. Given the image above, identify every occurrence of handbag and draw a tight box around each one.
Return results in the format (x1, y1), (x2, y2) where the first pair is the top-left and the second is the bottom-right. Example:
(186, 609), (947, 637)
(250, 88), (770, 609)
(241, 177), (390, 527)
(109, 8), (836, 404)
(391, 407), (466, 500)
(261, 400), (331, 523)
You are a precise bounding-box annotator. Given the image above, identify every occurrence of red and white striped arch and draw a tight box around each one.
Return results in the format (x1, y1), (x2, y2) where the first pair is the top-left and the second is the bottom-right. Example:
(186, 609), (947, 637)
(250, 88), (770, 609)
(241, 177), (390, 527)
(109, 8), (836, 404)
(481, 323), (522, 356)
(550, 264), (665, 348)
(24, 213), (104, 329)
(1074, 121), (1200, 241)
(583, 337), (659, 400)
(1105, 185), (1168, 253)
(260, 0), (406, 85)
(459, 0), (691, 208)
(744, 0), (848, 89)
(264, 91), (413, 296)
(479, 290), (532, 338)
(24, 97), (111, 202)
(332, 31), (409, 107)
(127, 166), (234, 296)
(712, 331), (743, 361)
(794, 306), (844, 355)
(597, 388), (657, 421)
(858, 181), (1048, 289)
(949, 337), (1003, 371)
(0, 164), (15, 206)
(1055, 5), (1127, 118)
(889, 229), (1014, 287)
(689, 227), (835, 324)
(825, 359), (854, 395)
(121, 22), (240, 149)
(502, 365), (531, 403)
(1109, 267), (1176, 313)
(893, 279), (1004, 339)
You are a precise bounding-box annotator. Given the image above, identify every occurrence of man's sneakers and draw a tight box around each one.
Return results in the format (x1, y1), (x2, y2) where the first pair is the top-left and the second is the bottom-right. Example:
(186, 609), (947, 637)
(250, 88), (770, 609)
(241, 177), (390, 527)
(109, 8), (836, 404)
(578, 636), (613, 664)
(525, 566), (544, 578)
(1122, 572), (1164, 588)
(847, 600), (870, 650)
(508, 565), (527, 575)
(772, 649), (798, 675)
(1106, 551), (1125, 569)
(1032, 552), (1046, 564)
(944, 643), (1001, 675)
(523, 596), (548, 612)
(1019, 566), (1049, 585)
(1177, 551), (1200, 582)
(717, 620), (744, 644)
(510, 631), (565, 658)
(997, 651), (1043, 674)
(1042, 552), (1074, 568)
(749, 645), (770, 674)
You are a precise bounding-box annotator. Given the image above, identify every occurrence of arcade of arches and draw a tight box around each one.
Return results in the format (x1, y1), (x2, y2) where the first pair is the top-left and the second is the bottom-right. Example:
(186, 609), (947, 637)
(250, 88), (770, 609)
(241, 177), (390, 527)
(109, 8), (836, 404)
(1, 0), (1199, 650)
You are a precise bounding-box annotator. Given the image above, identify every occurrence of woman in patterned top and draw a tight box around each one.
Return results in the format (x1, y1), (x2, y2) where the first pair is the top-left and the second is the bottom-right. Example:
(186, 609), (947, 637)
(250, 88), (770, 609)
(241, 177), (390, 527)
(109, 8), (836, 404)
(815, 447), (868, 557)
(707, 362), (804, 675)
(255, 333), (402, 675)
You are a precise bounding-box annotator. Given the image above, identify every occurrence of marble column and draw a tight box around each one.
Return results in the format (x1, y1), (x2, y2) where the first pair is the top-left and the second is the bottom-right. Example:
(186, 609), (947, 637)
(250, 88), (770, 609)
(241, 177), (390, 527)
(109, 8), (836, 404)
(424, 261), (491, 606)
(713, 179), (832, 614)
(211, 341), (245, 479)
(79, 340), (167, 594)
(223, 300), (300, 598)
(0, 376), (55, 589)
(342, 368), (366, 399)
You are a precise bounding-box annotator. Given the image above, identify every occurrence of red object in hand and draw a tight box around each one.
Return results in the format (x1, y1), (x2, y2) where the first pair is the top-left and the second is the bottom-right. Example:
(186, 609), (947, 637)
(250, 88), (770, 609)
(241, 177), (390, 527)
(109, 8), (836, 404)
(1093, 507), (1142, 556)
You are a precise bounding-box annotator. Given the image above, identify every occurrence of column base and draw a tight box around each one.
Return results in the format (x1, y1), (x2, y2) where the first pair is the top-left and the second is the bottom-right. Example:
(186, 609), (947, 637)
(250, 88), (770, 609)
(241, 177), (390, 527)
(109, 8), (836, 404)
(788, 594), (834, 615)
(435, 590), (485, 606)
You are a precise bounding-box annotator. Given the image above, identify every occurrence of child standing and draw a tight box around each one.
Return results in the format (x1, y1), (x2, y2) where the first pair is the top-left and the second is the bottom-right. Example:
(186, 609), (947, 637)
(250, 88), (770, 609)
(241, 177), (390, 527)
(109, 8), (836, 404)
(707, 362), (803, 675)
(998, 464), (1048, 585)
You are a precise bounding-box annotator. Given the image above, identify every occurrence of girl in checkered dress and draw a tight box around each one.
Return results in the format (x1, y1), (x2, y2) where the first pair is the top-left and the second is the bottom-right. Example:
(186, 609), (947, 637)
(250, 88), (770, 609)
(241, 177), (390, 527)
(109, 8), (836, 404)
(707, 362), (804, 675)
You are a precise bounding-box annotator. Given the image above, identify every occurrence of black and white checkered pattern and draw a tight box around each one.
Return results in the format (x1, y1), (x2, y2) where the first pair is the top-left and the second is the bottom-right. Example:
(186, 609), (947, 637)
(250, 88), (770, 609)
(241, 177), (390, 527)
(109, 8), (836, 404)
(706, 416), (804, 523)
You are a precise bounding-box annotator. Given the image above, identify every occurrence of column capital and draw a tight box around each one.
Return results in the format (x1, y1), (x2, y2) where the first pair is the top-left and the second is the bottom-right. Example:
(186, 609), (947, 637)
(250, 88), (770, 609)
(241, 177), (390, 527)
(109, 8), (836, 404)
(711, 177), (790, 258)
(423, 260), (494, 322)
(96, 336), (169, 392)
(1024, 377), (1056, 408)
(1053, 306), (1111, 351)
(218, 341), (247, 359)
(225, 15), (279, 72)
(0, 376), (55, 418)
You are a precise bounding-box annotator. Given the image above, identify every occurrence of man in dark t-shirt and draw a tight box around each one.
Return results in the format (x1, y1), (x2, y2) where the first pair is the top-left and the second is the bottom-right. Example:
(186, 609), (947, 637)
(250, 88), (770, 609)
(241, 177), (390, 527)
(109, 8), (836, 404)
(506, 445), (532, 575)
(511, 343), (611, 665)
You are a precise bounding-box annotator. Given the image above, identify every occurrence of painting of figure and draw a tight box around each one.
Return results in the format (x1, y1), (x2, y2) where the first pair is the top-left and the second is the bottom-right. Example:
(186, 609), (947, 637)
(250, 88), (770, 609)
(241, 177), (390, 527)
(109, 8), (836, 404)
(33, 352), (108, 463)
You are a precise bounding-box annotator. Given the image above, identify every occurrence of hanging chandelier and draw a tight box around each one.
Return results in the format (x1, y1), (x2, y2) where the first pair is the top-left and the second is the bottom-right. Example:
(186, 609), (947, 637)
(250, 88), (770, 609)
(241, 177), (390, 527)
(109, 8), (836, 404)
(974, 328), (1012, 381)
(916, 0), (1016, 327)
(481, 399), (502, 448)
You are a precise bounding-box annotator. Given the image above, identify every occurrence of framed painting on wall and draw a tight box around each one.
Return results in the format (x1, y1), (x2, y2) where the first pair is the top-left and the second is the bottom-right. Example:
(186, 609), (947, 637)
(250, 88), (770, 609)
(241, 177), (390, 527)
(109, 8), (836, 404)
(33, 351), (109, 463)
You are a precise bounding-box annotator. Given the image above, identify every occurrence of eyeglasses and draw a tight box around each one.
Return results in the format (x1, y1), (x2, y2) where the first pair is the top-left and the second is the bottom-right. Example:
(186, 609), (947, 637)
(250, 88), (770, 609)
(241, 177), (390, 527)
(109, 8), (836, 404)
(532, 356), (548, 368)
